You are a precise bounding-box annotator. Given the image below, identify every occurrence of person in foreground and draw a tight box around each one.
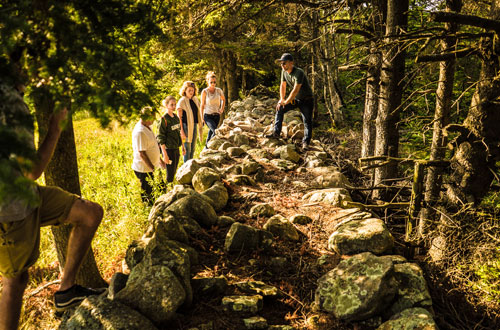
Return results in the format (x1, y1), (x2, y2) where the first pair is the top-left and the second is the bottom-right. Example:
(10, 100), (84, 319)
(0, 83), (105, 330)
(200, 71), (225, 147)
(157, 96), (185, 187)
(177, 81), (203, 163)
(132, 106), (165, 205)
(266, 53), (314, 150)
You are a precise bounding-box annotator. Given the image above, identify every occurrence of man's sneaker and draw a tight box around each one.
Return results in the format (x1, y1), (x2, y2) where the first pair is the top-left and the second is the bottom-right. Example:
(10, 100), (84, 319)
(265, 132), (280, 139)
(54, 284), (106, 312)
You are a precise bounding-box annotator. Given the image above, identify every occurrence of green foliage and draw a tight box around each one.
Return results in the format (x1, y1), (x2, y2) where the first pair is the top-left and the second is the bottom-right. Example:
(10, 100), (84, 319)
(471, 249), (500, 303)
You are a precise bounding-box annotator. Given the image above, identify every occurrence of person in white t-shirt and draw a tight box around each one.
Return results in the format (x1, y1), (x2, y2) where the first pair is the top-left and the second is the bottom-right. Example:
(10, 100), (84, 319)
(132, 106), (165, 204)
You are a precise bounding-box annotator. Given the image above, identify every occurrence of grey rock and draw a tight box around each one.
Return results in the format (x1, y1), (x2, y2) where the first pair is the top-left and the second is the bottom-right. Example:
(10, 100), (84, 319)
(207, 136), (226, 150)
(228, 175), (256, 186)
(192, 276), (228, 296)
(263, 215), (300, 241)
(154, 214), (189, 244)
(377, 307), (438, 330)
(224, 223), (272, 253)
(148, 185), (196, 221)
(107, 272), (129, 300)
(270, 159), (297, 171)
(176, 159), (202, 184)
(228, 146), (245, 157)
(218, 141), (233, 151)
(243, 316), (268, 329)
(166, 195), (218, 228)
(247, 148), (271, 160)
(385, 263), (433, 317)
(222, 295), (263, 313)
(302, 188), (352, 207)
(115, 261), (186, 324)
(290, 214), (312, 225)
(231, 133), (250, 146)
(144, 237), (193, 306)
(240, 161), (260, 176)
(192, 167), (221, 192)
(125, 238), (150, 270)
(249, 203), (275, 218)
(217, 215), (236, 227)
(201, 182), (229, 212)
(328, 218), (394, 255)
(235, 281), (278, 297)
(278, 144), (301, 163)
(315, 252), (397, 322)
(61, 295), (157, 330)
(315, 171), (349, 189)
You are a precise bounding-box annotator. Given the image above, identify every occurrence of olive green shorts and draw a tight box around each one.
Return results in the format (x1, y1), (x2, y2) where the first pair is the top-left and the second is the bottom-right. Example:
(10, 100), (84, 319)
(0, 185), (78, 278)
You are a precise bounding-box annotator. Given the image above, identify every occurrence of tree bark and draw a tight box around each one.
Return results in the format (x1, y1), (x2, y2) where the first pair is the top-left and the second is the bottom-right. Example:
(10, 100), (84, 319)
(33, 86), (106, 288)
(373, 0), (409, 199)
(361, 0), (386, 158)
(322, 26), (344, 126)
(446, 0), (500, 205)
(224, 50), (239, 106)
(421, 0), (462, 235)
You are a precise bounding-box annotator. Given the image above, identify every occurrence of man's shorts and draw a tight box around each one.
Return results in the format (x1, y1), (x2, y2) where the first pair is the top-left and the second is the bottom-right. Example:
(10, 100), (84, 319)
(0, 185), (78, 278)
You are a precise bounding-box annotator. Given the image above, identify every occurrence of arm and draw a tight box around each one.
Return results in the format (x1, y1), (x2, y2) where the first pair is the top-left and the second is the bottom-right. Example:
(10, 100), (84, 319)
(219, 91), (225, 114)
(27, 108), (68, 180)
(177, 107), (186, 140)
(277, 81), (287, 107)
(139, 151), (155, 170)
(200, 90), (207, 124)
(284, 83), (302, 105)
(160, 144), (171, 165)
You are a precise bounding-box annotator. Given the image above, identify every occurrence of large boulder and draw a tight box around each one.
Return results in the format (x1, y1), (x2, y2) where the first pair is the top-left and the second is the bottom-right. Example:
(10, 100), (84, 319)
(247, 149), (271, 160)
(241, 161), (261, 175)
(144, 237), (193, 306)
(386, 263), (433, 317)
(231, 133), (250, 146)
(224, 223), (272, 253)
(201, 181), (229, 212)
(228, 146), (245, 157)
(263, 215), (300, 241)
(328, 218), (394, 255)
(148, 185), (196, 221)
(153, 214), (189, 244)
(61, 295), (157, 330)
(166, 194), (218, 228)
(315, 171), (349, 189)
(315, 252), (397, 322)
(115, 261), (186, 324)
(192, 167), (221, 192)
(302, 188), (352, 207)
(207, 136), (226, 150)
(176, 160), (202, 184)
(377, 307), (438, 330)
(270, 159), (297, 171)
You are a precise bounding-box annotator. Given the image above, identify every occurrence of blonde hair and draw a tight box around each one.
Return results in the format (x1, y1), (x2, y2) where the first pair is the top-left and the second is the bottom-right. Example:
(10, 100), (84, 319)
(140, 106), (155, 120)
(161, 95), (176, 108)
(206, 71), (216, 82)
(179, 81), (197, 97)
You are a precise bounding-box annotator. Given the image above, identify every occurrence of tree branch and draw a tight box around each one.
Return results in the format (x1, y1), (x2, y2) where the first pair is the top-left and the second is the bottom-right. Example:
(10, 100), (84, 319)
(416, 47), (477, 63)
(334, 28), (373, 39)
(431, 11), (500, 31)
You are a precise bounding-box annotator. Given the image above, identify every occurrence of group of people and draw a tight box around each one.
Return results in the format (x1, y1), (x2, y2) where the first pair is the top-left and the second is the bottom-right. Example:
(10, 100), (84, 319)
(131, 71), (226, 204)
(0, 52), (313, 330)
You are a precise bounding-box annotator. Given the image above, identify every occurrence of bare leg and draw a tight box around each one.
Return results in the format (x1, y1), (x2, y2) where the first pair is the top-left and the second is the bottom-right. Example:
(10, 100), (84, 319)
(0, 271), (29, 330)
(58, 199), (103, 291)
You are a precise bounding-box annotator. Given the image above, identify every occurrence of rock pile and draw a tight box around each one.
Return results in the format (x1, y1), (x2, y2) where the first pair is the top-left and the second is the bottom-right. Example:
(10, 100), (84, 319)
(59, 95), (436, 330)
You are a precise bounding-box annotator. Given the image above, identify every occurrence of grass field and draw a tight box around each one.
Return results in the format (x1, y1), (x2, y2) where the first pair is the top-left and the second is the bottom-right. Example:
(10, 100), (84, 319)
(18, 116), (206, 329)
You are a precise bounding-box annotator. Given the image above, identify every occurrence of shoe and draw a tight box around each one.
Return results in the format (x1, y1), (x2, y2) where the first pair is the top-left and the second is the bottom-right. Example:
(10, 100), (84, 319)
(301, 141), (309, 150)
(54, 284), (106, 312)
(265, 132), (280, 139)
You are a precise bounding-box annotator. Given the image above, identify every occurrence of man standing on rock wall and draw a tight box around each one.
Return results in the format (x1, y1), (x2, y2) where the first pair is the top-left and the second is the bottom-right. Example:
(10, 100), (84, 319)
(266, 53), (314, 150)
(0, 81), (105, 330)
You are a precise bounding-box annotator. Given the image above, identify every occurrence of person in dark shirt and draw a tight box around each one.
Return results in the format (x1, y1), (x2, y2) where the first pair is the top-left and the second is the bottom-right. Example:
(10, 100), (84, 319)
(158, 95), (185, 185)
(266, 53), (314, 150)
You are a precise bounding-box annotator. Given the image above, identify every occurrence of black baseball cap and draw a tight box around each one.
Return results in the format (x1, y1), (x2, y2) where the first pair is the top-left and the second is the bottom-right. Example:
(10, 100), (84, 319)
(275, 53), (294, 64)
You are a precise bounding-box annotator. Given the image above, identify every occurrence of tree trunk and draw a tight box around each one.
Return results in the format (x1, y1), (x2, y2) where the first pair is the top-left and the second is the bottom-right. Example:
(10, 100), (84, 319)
(361, 0), (385, 158)
(310, 10), (320, 122)
(224, 50), (239, 106)
(446, 0), (500, 205)
(33, 86), (106, 288)
(323, 27), (344, 126)
(373, 0), (409, 199)
(421, 0), (462, 235)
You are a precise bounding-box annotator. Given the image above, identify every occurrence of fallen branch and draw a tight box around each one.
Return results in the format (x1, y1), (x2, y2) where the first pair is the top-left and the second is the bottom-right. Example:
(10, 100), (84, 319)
(342, 200), (410, 210)
(26, 279), (61, 298)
